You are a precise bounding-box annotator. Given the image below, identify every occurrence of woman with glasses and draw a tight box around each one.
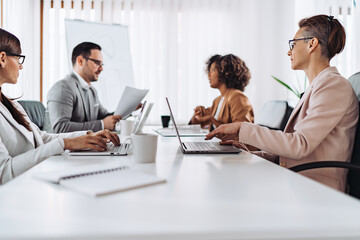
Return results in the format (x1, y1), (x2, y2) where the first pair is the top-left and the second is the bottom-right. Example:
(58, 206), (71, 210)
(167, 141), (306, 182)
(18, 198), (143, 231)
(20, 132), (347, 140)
(0, 28), (120, 185)
(190, 54), (254, 130)
(206, 15), (358, 192)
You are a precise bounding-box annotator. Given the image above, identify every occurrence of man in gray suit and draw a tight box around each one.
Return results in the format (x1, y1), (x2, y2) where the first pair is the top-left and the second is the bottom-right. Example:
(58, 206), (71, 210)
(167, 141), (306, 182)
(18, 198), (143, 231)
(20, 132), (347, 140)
(47, 42), (122, 133)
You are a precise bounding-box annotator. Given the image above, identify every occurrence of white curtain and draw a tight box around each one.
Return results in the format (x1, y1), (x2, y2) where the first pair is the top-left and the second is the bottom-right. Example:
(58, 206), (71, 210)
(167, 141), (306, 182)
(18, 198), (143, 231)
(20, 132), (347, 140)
(42, 0), (295, 124)
(295, 0), (360, 79)
(1, 0), (40, 100)
(3, 0), (359, 125)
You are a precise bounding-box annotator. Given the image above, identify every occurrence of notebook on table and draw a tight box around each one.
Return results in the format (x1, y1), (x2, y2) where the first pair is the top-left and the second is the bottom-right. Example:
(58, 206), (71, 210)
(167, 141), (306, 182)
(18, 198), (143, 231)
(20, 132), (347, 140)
(33, 163), (166, 197)
(153, 124), (208, 137)
(165, 97), (241, 154)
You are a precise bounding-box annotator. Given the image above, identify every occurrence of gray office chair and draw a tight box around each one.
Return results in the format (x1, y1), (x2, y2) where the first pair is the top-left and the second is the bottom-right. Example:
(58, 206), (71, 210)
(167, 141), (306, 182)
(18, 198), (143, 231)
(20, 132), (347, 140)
(256, 100), (293, 131)
(290, 72), (360, 199)
(18, 100), (46, 130)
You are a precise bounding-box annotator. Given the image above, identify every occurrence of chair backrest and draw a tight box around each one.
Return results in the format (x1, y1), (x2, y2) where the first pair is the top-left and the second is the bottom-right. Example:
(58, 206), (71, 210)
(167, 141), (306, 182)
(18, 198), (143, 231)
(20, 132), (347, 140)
(256, 100), (293, 131)
(17, 100), (46, 130)
(347, 72), (360, 198)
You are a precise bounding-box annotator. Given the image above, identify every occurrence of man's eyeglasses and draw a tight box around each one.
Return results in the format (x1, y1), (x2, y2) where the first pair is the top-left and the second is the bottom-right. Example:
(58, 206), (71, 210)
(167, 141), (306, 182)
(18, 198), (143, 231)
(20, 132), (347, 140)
(288, 37), (314, 51)
(6, 53), (25, 65)
(83, 57), (104, 67)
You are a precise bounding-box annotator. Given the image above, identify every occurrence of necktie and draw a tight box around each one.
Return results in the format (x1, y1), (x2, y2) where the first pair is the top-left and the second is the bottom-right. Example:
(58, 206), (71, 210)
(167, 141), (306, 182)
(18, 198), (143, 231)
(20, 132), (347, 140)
(88, 86), (96, 120)
(83, 87), (95, 121)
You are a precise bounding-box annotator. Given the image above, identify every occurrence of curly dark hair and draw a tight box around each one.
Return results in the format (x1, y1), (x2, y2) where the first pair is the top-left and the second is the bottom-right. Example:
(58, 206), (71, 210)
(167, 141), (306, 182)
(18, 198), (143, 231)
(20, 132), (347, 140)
(206, 54), (251, 91)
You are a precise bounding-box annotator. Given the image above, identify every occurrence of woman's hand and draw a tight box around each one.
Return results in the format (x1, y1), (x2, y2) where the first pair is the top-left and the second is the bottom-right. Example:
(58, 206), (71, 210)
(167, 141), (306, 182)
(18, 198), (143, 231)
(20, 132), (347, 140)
(91, 129), (120, 146)
(63, 129), (120, 151)
(194, 106), (206, 117)
(194, 106), (212, 123)
(195, 114), (212, 122)
(63, 135), (108, 151)
(205, 122), (242, 142)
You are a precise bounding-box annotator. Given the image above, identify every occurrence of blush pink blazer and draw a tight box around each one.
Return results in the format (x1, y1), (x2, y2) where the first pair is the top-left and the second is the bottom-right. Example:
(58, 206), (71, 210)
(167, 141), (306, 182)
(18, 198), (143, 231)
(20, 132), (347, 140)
(239, 67), (359, 191)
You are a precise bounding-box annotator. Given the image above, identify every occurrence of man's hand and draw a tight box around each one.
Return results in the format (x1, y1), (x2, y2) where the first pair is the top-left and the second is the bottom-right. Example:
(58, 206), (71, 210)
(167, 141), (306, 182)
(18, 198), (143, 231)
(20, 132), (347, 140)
(205, 122), (242, 142)
(103, 115), (122, 130)
(135, 103), (143, 110)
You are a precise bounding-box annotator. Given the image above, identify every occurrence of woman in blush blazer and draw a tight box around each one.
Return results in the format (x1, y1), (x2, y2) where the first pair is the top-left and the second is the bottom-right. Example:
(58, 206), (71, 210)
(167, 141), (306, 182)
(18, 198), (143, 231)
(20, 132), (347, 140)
(190, 54), (254, 131)
(0, 28), (120, 185)
(206, 15), (359, 192)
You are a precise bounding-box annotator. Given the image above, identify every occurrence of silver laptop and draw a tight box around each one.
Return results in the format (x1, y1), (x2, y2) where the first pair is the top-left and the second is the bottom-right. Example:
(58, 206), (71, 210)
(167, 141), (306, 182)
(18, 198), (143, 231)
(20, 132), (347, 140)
(67, 102), (149, 156)
(166, 98), (241, 154)
(135, 102), (153, 133)
(67, 142), (130, 156)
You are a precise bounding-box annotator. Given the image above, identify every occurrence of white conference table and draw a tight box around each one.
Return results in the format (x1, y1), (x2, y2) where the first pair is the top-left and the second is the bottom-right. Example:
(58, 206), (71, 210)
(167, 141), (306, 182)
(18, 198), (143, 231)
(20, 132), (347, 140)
(1, 130), (360, 240)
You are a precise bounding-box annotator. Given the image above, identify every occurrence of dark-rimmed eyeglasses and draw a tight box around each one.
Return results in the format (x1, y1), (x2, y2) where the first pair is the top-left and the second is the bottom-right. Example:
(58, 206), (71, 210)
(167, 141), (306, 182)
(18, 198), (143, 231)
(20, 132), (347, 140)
(6, 53), (25, 65)
(288, 37), (314, 51)
(83, 57), (104, 67)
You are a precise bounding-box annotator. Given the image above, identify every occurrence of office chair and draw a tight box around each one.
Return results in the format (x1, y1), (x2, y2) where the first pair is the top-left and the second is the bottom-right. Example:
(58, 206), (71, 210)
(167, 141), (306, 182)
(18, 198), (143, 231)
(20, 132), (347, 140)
(289, 72), (360, 199)
(256, 100), (293, 131)
(18, 100), (46, 130)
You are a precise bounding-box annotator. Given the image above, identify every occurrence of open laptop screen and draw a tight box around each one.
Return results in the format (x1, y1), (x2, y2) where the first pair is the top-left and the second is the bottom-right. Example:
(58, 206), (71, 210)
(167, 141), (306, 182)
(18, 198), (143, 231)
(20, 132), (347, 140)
(165, 97), (185, 150)
(132, 101), (147, 134)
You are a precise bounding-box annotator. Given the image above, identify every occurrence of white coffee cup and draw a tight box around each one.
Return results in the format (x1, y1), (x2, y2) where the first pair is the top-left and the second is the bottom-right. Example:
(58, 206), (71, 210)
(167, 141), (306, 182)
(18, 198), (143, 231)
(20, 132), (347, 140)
(131, 133), (158, 163)
(118, 120), (137, 136)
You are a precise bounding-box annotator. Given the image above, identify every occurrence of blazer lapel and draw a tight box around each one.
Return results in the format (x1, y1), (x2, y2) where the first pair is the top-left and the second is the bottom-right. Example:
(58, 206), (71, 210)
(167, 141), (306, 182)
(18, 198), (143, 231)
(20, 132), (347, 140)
(285, 85), (313, 127)
(30, 123), (44, 147)
(0, 103), (35, 146)
(211, 97), (220, 116)
(71, 73), (90, 121)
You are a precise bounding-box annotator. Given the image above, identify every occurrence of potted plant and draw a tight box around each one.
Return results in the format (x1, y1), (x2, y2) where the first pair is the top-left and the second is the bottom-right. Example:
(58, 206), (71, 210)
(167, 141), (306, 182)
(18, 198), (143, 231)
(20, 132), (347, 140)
(272, 74), (308, 99)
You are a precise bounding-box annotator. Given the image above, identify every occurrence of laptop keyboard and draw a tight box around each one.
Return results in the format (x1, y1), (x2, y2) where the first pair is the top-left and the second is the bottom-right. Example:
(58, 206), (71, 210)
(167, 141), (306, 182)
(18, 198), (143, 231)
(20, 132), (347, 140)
(185, 142), (219, 151)
(106, 142), (122, 152)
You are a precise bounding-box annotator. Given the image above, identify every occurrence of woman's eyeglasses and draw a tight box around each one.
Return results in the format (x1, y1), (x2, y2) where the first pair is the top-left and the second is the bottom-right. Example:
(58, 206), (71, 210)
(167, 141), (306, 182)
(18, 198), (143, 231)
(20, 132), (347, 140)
(288, 37), (314, 51)
(6, 53), (25, 65)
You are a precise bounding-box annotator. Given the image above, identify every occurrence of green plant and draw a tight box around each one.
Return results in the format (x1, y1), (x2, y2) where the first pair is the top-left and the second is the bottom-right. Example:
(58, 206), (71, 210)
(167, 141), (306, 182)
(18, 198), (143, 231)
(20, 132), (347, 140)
(272, 75), (307, 99)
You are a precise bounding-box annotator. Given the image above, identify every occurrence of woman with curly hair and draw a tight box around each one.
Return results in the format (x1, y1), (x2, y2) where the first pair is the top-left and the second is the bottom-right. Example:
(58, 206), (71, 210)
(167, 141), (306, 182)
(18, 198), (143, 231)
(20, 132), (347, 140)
(190, 54), (254, 130)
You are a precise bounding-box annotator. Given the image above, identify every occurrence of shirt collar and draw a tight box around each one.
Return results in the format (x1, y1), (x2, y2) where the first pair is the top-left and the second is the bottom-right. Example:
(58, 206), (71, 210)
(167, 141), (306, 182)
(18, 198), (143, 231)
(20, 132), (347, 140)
(73, 70), (91, 90)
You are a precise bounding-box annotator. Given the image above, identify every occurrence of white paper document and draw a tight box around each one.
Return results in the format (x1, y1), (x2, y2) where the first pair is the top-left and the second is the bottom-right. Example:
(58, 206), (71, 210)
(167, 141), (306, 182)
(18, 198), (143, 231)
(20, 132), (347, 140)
(114, 86), (149, 118)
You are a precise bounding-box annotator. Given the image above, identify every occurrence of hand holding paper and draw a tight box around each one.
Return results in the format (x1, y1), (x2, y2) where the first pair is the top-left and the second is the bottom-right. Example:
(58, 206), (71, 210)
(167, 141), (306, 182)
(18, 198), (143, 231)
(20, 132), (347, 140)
(114, 86), (149, 118)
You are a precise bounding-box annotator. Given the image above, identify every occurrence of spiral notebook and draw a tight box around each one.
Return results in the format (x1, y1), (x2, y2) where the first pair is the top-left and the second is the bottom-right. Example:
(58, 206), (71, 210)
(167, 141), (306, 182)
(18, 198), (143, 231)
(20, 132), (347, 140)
(33, 163), (166, 197)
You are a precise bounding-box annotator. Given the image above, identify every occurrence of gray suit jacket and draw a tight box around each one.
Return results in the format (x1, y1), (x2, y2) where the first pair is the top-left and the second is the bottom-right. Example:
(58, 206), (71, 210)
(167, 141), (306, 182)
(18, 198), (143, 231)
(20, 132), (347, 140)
(0, 101), (84, 184)
(47, 73), (112, 133)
